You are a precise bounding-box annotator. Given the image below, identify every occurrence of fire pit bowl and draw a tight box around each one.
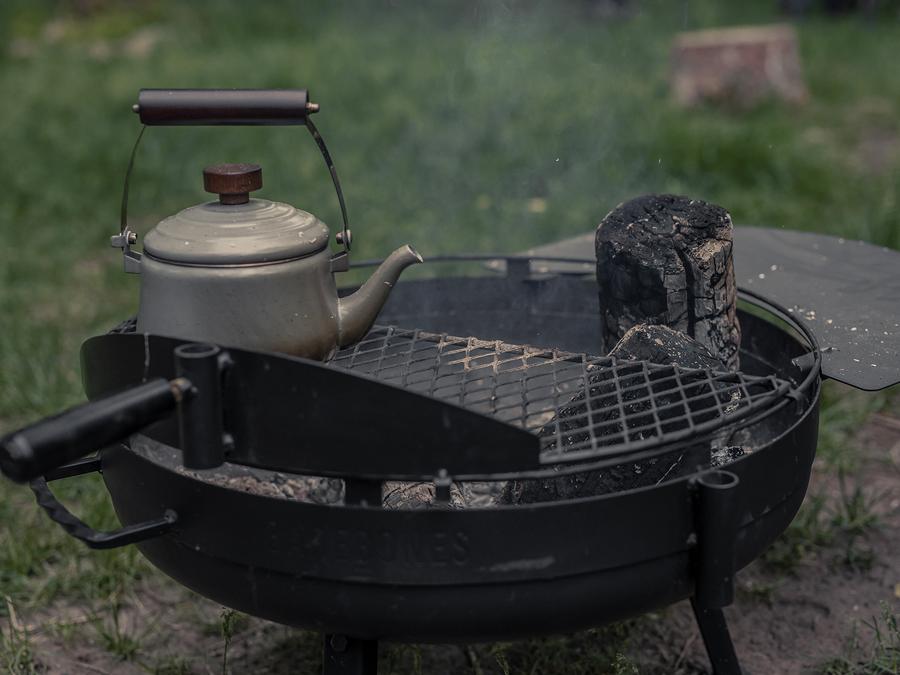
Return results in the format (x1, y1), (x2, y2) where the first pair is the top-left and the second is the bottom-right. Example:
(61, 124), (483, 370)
(98, 274), (819, 648)
(3, 228), (898, 675)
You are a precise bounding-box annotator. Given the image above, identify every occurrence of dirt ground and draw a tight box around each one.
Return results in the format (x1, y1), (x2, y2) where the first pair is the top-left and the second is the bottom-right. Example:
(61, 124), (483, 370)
(12, 414), (899, 675)
(629, 413), (900, 675)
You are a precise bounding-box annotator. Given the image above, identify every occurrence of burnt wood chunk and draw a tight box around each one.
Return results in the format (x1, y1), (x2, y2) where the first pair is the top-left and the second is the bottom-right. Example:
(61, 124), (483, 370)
(595, 194), (741, 370)
(503, 324), (716, 505)
(609, 323), (723, 370)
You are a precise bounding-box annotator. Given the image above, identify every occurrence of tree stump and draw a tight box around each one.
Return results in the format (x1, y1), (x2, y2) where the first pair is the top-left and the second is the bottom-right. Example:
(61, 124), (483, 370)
(595, 194), (741, 371)
(670, 24), (807, 107)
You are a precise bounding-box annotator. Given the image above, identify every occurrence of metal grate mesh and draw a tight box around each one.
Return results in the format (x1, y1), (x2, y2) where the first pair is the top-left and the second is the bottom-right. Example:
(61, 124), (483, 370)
(331, 325), (795, 463)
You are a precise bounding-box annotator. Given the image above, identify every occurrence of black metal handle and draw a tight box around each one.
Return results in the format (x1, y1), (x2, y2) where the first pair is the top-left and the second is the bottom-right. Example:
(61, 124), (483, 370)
(136, 89), (316, 126)
(0, 378), (187, 484)
(29, 456), (176, 549)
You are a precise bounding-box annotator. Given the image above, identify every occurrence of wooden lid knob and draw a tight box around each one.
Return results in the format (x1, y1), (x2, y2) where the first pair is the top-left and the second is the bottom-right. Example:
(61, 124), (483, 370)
(203, 163), (262, 205)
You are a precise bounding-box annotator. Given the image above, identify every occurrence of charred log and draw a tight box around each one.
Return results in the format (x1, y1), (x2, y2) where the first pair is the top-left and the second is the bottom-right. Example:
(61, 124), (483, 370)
(595, 194), (741, 371)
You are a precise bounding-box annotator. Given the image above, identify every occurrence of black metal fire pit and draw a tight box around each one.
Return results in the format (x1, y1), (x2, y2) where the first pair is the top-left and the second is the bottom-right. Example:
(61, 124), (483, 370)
(2, 229), (898, 675)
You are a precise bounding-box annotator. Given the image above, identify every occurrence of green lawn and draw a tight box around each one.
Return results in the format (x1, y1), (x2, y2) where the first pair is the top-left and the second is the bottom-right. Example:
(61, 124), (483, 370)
(0, 1), (898, 673)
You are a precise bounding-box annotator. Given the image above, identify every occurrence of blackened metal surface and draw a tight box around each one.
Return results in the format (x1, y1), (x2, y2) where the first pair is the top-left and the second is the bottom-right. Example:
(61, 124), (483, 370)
(96, 371), (818, 638)
(81, 333), (541, 478)
(174, 343), (227, 470)
(691, 601), (742, 675)
(495, 227), (900, 390)
(735, 228), (899, 391)
(692, 471), (740, 609)
(323, 635), (377, 675)
(30, 473), (176, 550)
(30, 456), (175, 550)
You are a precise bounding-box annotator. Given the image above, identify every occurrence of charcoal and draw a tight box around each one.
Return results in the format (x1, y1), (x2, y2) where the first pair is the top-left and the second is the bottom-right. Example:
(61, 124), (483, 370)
(613, 323), (743, 450)
(609, 323), (726, 370)
(595, 194), (741, 370)
(503, 324), (720, 504)
(710, 445), (747, 467)
(382, 480), (469, 509)
(174, 466), (345, 504)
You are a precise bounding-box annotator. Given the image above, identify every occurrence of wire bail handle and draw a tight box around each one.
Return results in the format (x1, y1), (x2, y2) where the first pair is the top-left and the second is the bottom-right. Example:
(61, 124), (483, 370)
(113, 88), (351, 273)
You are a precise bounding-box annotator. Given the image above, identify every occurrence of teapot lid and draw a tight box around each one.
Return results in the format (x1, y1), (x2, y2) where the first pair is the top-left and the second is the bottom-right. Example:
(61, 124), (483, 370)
(142, 164), (330, 265)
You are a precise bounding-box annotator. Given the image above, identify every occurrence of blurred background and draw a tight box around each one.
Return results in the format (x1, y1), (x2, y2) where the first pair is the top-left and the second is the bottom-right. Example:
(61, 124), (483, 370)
(2, 0), (899, 422)
(0, 1), (898, 673)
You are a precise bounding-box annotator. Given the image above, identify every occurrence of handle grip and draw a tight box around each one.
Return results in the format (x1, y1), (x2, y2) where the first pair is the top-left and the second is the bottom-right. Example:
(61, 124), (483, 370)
(0, 378), (185, 484)
(136, 89), (316, 126)
(30, 457), (177, 550)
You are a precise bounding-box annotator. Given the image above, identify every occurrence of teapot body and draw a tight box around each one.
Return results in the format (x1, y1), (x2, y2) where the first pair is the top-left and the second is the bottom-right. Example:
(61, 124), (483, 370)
(125, 165), (422, 359)
(137, 246), (341, 360)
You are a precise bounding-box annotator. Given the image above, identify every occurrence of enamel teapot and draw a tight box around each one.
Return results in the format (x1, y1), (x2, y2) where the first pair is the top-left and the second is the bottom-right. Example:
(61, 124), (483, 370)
(112, 88), (422, 360)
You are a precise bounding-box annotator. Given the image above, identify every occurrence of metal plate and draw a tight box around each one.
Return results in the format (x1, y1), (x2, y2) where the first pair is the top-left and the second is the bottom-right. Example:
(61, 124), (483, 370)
(500, 227), (900, 391)
(81, 333), (541, 478)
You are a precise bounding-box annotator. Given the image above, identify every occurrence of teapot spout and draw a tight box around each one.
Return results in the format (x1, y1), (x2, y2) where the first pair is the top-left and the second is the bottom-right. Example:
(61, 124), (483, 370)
(338, 245), (423, 347)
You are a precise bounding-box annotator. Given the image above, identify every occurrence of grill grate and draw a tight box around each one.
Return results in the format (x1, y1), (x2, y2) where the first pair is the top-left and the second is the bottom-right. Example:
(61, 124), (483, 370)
(331, 325), (795, 463)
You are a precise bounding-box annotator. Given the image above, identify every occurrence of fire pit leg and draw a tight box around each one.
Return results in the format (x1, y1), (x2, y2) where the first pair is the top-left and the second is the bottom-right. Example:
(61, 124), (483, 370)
(322, 634), (378, 675)
(691, 469), (743, 675)
(320, 476), (383, 674)
(690, 601), (741, 675)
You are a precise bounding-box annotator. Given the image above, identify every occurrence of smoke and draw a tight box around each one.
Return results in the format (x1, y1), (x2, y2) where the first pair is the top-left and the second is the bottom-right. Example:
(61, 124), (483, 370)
(302, 1), (691, 262)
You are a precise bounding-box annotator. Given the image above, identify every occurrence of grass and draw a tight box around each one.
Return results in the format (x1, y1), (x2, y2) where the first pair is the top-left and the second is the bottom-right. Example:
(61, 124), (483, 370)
(831, 470), (885, 571)
(220, 607), (250, 674)
(0, 0), (898, 672)
(89, 593), (149, 662)
(760, 471), (885, 574)
(761, 380), (895, 574)
(735, 576), (783, 606)
(0, 471), (150, 615)
(0, 598), (36, 675)
(818, 385), (898, 475)
(821, 603), (900, 675)
(485, 624), (639, 675)
(151, 656), (195, 675)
